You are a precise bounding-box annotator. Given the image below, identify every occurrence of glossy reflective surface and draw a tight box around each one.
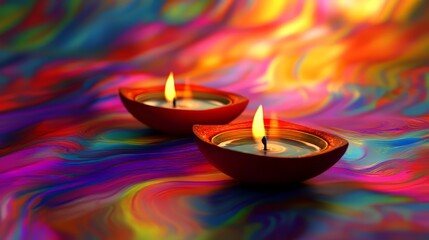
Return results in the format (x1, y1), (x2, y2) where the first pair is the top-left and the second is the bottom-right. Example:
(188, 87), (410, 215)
(1, 1), (429, 239)
(213, 129), (326, 157)
(136, 91), (229, 110)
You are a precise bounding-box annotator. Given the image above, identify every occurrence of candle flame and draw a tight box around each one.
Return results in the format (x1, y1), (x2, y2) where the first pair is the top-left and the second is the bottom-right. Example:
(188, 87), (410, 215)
(252, 105), (266, 141)
(165, 72), (176, 102)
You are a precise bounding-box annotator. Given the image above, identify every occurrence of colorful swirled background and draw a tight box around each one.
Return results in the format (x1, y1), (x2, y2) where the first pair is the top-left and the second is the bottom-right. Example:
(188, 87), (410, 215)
(1, 0), (429, 239)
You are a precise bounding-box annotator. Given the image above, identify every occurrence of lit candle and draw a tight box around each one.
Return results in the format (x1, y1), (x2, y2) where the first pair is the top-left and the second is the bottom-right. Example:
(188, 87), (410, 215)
(119, 73), (249, 134)
(138, 73), (227, 110)
(214, 105), (326, 157)
(193, 110), (349, 184)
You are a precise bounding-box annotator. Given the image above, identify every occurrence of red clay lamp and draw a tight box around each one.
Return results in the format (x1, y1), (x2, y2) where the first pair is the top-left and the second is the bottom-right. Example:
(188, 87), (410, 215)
(119, 73), (248, 134)
(193, 105), (348, 184)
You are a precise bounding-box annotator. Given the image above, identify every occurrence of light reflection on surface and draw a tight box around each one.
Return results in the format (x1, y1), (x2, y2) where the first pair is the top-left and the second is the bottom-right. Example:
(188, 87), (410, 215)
(1, 1), (429, 239)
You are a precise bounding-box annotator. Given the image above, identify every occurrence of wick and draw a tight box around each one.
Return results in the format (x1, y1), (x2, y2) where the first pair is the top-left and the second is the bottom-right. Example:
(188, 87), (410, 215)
(173, 98), (176, 108)
(261, 136), (267, 151)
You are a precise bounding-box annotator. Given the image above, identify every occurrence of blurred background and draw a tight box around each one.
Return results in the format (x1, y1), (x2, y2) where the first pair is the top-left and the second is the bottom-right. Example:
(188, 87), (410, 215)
(1, 0), (429, 239)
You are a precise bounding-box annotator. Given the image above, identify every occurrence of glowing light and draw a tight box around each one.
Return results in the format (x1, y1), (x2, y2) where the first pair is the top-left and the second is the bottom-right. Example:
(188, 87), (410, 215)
(252, 105), (266, 141)
(165, 72), (176, 102)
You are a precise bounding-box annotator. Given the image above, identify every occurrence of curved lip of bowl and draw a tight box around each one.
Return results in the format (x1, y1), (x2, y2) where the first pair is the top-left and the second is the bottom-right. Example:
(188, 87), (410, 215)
(119, 84), (249, 112)
(193, 120), (349, 159)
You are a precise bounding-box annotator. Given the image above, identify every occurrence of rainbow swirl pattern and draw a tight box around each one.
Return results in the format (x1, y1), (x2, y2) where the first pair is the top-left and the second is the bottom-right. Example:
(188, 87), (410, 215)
(1, 1), (429, 239)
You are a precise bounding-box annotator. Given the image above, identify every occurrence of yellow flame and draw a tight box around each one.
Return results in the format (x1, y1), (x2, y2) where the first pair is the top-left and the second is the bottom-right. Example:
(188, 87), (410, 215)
(252, 105), (266, 141)
(164, 72), (176, 102)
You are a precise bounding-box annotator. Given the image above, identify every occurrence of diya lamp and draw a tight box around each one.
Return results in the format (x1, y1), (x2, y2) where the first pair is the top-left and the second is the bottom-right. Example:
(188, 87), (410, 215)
(119, 73), (249, 134)
(193, 105), (348, 184)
